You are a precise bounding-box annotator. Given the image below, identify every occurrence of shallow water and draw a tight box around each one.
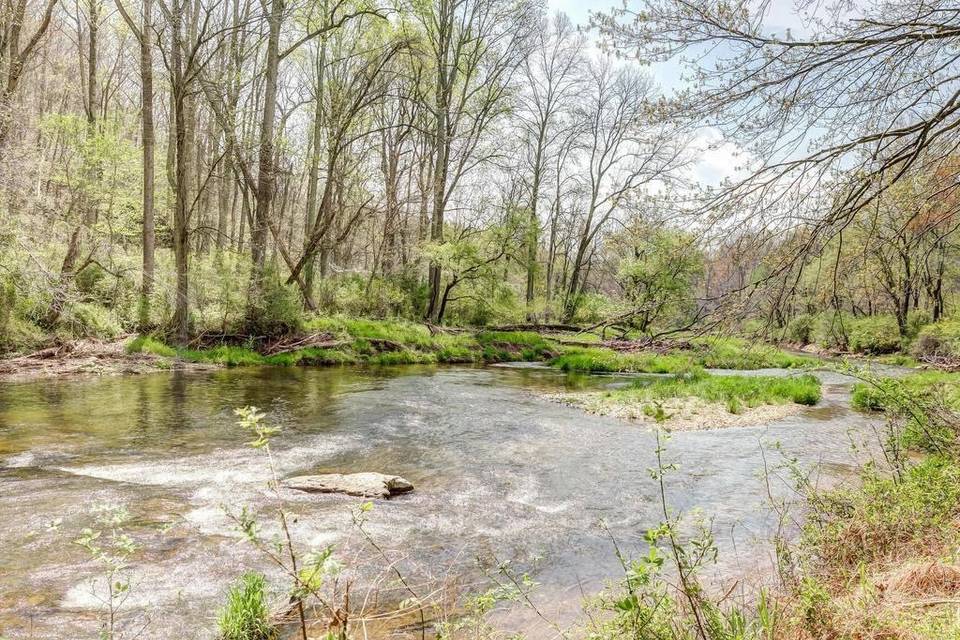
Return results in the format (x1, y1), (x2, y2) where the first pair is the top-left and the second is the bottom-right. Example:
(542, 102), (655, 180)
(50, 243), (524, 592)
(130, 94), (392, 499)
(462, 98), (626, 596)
(0, 364), (882, 639)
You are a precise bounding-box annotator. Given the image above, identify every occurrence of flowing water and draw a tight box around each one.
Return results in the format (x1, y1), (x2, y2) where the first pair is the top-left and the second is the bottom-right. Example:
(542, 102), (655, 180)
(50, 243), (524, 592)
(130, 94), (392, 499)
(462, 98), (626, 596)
(0, 364), (882, 639)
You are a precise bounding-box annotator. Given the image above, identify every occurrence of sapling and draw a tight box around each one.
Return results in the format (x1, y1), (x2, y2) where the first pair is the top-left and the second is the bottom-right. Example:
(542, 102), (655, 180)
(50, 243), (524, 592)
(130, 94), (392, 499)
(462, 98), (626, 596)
(71, 503), (142, 640)
(228, 406), (346, 640)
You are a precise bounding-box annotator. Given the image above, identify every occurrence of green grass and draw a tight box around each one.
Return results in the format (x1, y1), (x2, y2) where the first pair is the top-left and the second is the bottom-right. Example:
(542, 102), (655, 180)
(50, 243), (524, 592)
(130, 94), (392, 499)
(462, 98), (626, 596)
(805, 455), (960, 570)
(604, 372), (822, 412)
(127, 322), (814, 375)
(851, 371), (960, 412)
(217, 572), (275, 640)
(550, 338), (814, 375)
(125, 335), (177, 357)
(125, 318), (560, 369)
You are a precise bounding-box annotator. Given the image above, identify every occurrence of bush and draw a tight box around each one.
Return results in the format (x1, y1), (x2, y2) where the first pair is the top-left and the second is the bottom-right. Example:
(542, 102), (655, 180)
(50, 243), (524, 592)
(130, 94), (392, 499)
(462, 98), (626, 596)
(330, 274), (411, 318)
(847, 315), (901, 354)
(61, 301), (124, 339)
(912, 320), (960, 360)
(906, 309), (932, 340)
(217, 572), (275, 640)
(812, 311), (853, 350)
(807, 456), (960, 569)
(245, 274), (305, 336)
(0, 277), (45, 353)
(786, 313), (815, 344)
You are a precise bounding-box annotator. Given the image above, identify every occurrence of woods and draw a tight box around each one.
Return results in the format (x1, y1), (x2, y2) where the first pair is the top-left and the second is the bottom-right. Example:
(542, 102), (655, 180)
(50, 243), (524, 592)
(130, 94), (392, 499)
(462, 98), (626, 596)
(3, 0), (960, 356)
(1, 0), (690, 346)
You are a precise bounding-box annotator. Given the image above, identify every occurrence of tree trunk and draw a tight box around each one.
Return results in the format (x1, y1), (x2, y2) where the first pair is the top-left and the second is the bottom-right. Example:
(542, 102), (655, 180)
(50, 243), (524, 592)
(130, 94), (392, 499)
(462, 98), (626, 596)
(139, 0), (156, 328)
(249, 0), (283, 313)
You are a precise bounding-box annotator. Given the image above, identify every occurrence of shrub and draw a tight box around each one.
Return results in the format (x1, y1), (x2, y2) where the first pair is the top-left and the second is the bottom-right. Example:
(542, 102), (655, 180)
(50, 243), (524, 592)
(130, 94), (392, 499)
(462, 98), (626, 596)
(847, 315), (901, 354)
(61, 301), (124, 339)
(0, 277), (44, 353)
(245, 275), (305, 337)
(906, 309), (932, 340)
(330, 275), (410, 317)
(812, 311), (853, 350)
(786, 313), (815, 344)
(807, 456), (960, 569)
(217, 572), (275, 640)
(912, 320), (960, 360)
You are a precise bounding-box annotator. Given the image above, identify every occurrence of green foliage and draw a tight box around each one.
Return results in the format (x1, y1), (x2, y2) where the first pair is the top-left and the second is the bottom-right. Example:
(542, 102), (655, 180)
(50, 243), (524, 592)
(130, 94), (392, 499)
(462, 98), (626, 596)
(244, 273), (305, 336)
(475, 330), (555, 361)
(569, 292), (616, 324)
(850, 370), (960, 451)
(847, 315), (902, 354)
(61, 302), (124, 339)
(125, 335), (176, 357)
(785, 313), (815, 344)
(551, 339), (812, 375)
(0, 277), (44, 353)
(608, 372), (822, 410)
(70, 504), (141, 638)
(805, 456), (960, 569)
(217, 573), (275, 640)
(906, 309), (932, 340)
(912, 319), (960, 359)
(614, 225), (704, 336)
(692, 337), (812, 369)
(812, 311), (853, 350)
(122, 318), (562, 369)
(327, 274), (411, 317)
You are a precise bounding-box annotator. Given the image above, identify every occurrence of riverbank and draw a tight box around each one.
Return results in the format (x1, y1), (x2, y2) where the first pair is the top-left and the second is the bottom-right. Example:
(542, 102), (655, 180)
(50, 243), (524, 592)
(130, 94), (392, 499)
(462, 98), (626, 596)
(0, 317), (823, 383)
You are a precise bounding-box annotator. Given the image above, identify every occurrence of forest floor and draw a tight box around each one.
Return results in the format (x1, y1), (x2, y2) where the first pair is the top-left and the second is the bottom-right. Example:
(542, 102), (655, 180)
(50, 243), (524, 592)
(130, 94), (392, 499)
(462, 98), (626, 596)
(0, 337), (216, 382)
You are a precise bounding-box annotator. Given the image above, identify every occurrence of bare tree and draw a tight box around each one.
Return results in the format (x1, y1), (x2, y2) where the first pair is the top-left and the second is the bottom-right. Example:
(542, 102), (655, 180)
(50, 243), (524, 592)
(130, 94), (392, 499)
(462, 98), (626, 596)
(562, 61), (685, 321)
(517, 11), (583, 320)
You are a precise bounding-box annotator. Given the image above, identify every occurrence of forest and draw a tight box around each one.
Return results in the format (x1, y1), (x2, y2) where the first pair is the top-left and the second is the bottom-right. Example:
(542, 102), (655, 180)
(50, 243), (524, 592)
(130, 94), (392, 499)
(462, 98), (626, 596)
(4, 0), (960, 639)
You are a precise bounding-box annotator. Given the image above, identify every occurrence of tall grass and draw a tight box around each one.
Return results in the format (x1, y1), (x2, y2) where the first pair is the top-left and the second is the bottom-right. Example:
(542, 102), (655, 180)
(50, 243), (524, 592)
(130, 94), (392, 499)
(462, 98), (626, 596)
(550, 339), (813, 375)
(604, 372), (822, 411)
(217, 572), (275, 640)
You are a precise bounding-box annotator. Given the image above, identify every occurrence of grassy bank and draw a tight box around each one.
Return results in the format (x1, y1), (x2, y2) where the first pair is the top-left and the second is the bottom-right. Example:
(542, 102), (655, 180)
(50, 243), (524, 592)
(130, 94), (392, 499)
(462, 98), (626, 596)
(621, 371), (821, 411)
(550, 337), (814, 375)
(126, 319), (558, 367)
(784, 369), (960, 639)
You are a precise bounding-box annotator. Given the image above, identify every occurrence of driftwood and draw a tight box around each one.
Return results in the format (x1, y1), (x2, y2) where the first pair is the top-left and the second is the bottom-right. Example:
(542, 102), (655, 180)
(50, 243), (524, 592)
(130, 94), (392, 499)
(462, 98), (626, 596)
(918, 354), (960, 371)
(552, 337), (697, 354)
(488, 323), (588, 333)
(261, 332), (345, 355)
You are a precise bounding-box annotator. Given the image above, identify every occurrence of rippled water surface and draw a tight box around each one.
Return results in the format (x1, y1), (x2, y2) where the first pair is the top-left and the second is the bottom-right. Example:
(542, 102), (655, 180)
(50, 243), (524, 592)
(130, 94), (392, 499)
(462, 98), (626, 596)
(0, 364), (881, 638)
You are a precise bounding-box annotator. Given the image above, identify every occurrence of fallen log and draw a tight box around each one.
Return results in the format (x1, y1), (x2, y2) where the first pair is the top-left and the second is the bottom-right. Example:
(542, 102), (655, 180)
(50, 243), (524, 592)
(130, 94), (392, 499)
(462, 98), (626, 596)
(488, 323), (588, 333)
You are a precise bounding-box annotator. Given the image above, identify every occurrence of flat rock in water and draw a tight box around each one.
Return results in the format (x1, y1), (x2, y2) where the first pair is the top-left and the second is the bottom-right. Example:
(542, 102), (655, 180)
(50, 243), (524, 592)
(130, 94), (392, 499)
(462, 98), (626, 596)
(283, 472), (414, 498)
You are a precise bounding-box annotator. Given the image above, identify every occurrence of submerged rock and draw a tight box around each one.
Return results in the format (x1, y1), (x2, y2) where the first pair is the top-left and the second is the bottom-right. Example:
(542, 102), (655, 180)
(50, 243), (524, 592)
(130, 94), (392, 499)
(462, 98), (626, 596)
(283, 472), (414, 498)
